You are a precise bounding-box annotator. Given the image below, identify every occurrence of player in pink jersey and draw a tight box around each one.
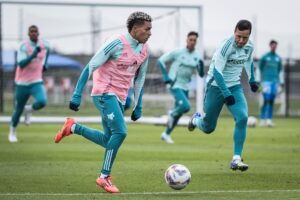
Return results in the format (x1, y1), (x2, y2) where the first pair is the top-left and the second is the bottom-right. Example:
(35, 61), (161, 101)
(54, 12), (152, 193)
(9, 25), (50, 143)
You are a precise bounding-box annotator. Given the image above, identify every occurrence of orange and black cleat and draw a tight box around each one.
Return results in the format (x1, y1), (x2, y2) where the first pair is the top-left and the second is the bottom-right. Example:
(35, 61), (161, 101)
(54, 118), (76, 143)
(96, 176), (120, 193)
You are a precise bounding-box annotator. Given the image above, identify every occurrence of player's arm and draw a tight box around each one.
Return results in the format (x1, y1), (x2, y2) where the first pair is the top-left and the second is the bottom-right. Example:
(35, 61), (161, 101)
(17, 43), (41, 68)
(212, 40), (233, 99)
(43, 40), (50, 72)
(244, 49), (260, 92)
(69, 38), (122, 111)
(131, 54), (149, 121)
(278, 57), (284, 85)
(196, 59), (205, 77)
(157, 50), (178, 84)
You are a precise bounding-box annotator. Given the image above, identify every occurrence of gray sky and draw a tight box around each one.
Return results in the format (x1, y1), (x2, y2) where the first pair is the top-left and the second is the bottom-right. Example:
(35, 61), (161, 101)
(2, 0), (300, 58)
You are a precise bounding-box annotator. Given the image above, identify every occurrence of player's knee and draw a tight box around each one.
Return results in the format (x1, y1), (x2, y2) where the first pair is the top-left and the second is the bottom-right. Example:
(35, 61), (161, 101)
(203, 127), (215, 134)
(36, 99), (47, 109)
(181, 103), (191, 113)
(119, 132), (127, 139)
(236, 114), (248, 126)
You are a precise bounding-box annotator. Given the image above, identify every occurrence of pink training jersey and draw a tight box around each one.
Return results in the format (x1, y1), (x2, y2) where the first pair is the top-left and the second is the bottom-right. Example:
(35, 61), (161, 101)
(15, 40), (47, 84)
(91, 35), (148, 101)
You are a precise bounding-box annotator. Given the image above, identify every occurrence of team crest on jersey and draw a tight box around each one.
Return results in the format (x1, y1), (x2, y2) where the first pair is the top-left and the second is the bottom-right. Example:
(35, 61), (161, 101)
(107, 112), (115, 120)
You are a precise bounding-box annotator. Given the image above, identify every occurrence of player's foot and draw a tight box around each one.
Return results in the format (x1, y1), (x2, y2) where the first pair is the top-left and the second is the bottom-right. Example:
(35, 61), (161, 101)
(266, 119), (274, 127)
(23, 105), (32, 126)
(167, 111), (174, 129)
(54, 118), (76, 143)
(188, 112), (201, 132)
(161, 132), (174, 144)
(230, 159), (248, 171)
(96, 176), (120, 193)
(8, 130), (18, 143)
(259, 120), (266, 127)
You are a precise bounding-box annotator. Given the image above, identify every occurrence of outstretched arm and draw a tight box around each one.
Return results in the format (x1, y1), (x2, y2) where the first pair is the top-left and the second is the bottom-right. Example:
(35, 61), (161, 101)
(17, 44), (41, 68)
(157, 50), (178, 83)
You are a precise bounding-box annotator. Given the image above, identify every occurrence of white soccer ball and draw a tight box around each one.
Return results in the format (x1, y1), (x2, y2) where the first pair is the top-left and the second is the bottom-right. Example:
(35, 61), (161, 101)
(247, 116), (257, 127)
(164, 164), (191, 190)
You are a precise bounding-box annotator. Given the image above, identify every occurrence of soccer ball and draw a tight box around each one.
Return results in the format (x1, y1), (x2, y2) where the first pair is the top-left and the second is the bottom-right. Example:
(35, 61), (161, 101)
(247, 116), (257, 127)
(164, 164), (191, 190)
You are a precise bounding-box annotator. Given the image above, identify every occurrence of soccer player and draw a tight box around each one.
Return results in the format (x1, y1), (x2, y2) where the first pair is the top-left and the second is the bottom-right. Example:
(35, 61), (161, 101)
(8, 25), (50, 143)
(158, 31), (204, 144)
(54, 11), (152, 193)
(188, 20), (260, 171)
(258, 40), (283, 127)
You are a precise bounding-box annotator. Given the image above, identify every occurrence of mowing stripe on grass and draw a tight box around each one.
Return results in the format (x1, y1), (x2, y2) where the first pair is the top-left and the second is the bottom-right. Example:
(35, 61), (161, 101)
(1, 190), (300, 196)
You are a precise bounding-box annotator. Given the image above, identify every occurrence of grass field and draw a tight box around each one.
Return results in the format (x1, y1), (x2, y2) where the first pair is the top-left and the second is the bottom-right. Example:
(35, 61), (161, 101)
(0, 118), (300, 200)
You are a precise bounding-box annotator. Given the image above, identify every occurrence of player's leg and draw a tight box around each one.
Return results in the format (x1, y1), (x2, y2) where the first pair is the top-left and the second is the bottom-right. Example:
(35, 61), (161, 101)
(227, 85), (248, 171)
(55, 96), (111, 147)
(9, 85), (30, 142)
(260, 82), (271, 126)
(96, 95), (126, 193)
(266, 82), (278, 127)
(24, 82), (47, 125)
(189, 85), (223, 133)
(161, 88), (190, 144)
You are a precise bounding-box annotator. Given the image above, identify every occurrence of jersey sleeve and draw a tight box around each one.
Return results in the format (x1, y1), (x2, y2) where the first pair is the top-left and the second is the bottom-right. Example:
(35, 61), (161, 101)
(212, 39), (233, 98)
(133, 51), (149, 110)
(17, 43), (28, 63)
(157, 49), (180, 82)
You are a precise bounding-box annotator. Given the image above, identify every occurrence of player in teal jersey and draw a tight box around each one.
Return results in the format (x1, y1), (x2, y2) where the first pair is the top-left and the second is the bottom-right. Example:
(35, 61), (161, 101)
(158, 31), (204, 144)
(9, 25), (50, 143)
(258, 40), (284, 127)
(54, 12), (152, 193)
(188, 20), (260, 171)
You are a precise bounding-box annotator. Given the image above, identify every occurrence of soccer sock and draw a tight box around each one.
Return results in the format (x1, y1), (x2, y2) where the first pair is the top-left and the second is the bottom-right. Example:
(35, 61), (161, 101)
(233, 155), (241, 160)
(10, 126), (16, 134)
(74, 124), (109, 147)
(25, 105), (33, 112)
(101, 133), (126, 175)
(100, 173), (109, 179)
(71, 124), (76, 133)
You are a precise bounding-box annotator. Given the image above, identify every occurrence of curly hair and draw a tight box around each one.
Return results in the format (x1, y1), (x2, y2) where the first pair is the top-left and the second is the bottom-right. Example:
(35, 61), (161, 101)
(126, 11), (152, 32)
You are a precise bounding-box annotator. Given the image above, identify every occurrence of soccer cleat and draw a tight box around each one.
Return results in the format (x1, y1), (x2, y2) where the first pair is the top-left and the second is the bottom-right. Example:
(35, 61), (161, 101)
(161, 132), (174, 144)
(167, 111), (174, 129)
(8, 131), (18, 143)
(230, 159), (248, 171)
(188, 112), (201, 132)
(54, 118), (76, 143)
(23, 105), (32, 126)
(266, 119), (274, 127)
(96, 176), (120, 193)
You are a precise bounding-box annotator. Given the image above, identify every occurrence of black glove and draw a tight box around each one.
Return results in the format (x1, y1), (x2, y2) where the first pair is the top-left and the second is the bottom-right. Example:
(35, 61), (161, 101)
(164, 79), (173, 85)
(36, 46), (41, 52)
(250, 82), (260, 93)
(69, 101), (79, 111)
(224, 95), (235, 106)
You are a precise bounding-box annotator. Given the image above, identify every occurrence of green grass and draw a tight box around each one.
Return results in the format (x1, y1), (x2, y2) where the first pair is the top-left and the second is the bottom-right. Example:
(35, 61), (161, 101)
(0, 118), (300, 200)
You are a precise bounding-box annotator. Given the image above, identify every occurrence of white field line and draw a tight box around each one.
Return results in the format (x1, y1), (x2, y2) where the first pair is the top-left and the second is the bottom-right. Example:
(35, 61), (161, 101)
(0, 189), (300, 196)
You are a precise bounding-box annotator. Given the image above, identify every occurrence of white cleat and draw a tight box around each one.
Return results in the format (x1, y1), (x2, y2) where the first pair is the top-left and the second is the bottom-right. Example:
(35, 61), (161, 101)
(8, 131), (18, 143)
(230, 159), (248, 171)
(161, 132), (174, 144)
(266, 119), (275, 127)
(24, 105), (32, 126)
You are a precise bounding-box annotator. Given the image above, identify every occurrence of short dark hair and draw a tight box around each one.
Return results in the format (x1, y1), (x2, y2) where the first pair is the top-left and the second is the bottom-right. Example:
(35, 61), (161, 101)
(187, 31), (198, 38)
(126, 11), (152, 32)
(270, 40), (278, 45)
(235, 20), (252, 34)
(28, 25), (38, 31)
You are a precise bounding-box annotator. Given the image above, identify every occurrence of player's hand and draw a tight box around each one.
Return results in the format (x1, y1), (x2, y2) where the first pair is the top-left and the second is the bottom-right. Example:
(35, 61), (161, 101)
(131, 108), (142, 121)
(250, 82), (260, 93)
(69, 94), (81, 112)
(164, 79), (173, 85)
(69, 101), (79, 111)
(33, 46), (41, 57)
(224, 95), (235, 106)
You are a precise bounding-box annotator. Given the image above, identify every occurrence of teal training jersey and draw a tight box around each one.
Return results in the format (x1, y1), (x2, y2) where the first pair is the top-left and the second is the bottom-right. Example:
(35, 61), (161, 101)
(158, 48), (202, 90)
(72, 33), (149, 107)
(259, 52), (283, 84)
(207, 35), (255, 97)
(17, 39), (50, 66)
